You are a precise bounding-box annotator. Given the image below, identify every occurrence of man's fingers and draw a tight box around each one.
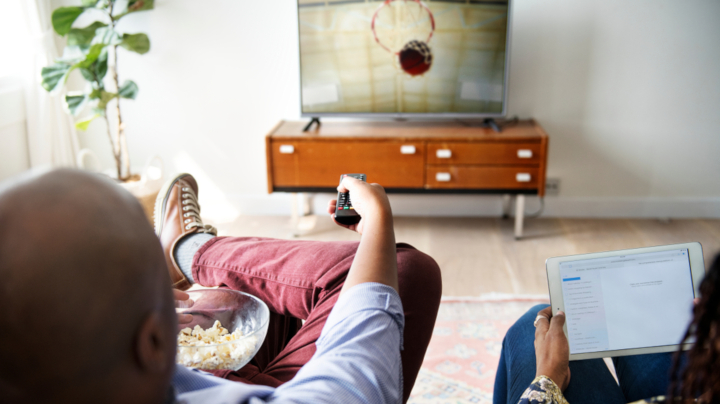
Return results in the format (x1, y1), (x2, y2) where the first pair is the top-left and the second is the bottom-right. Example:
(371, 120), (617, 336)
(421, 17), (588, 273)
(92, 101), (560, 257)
(327, 200), (337, 215)
(173, 289), (194, 308)
(178, 313), (193, 324)
(337, 176), (361, 193)
(176, 298), (194, 309)
(173, 289), (189, 301)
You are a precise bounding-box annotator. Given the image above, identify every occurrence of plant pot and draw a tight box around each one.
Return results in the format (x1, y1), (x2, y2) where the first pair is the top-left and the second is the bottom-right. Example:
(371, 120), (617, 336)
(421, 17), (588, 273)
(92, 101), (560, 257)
(77, 150), (164, 223)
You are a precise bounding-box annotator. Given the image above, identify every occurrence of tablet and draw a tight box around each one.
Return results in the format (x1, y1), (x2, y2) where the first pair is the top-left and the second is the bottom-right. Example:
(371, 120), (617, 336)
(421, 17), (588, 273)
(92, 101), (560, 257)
(546, 242), (705, 361)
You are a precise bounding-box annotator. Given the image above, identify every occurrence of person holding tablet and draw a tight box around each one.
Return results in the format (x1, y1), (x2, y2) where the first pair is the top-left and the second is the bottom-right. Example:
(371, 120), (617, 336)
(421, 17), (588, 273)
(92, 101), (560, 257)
(493, 252), (720, 404)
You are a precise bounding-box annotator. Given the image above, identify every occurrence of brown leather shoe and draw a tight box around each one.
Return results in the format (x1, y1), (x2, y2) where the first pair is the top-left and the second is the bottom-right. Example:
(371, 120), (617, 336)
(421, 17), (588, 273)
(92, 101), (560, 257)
(154, 173), (216, 290)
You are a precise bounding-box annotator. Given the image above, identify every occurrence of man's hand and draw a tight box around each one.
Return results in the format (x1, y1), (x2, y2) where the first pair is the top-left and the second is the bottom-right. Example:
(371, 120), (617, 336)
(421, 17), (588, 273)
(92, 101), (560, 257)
(174, 289), (194, 324)
(534, 306), (571, 391)
(327, 176), (398, 295)
(327, 176), (392, 234)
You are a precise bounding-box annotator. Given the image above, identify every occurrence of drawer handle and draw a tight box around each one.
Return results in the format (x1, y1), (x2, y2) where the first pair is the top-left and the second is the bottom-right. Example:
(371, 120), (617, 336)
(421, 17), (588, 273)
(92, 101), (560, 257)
(517, 149), (533, 158)
(436, 149), (452, 158)
(279, 145), (294, 154)
(436, 172), (451, 182)
(400, 145), (416, 155)
(516, 173), (532, 182)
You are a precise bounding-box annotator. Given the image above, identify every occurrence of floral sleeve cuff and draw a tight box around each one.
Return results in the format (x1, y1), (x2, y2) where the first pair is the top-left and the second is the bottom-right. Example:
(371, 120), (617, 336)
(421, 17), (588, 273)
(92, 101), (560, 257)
(517, 376), (569, 404)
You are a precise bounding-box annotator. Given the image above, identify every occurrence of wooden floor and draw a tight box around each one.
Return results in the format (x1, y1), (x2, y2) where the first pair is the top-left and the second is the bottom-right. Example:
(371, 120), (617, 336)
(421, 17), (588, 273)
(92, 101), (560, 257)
(214, 216), (720, 297)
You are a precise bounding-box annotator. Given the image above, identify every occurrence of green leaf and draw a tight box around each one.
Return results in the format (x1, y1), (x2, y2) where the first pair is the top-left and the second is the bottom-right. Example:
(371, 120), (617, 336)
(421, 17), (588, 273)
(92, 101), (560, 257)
(80, 0), (98, 6)
(89, 89), (102, 99)
(118, 80), (139, 99)
(74, 43), (105, 69)
(77, 48), (107, 84)
(97, 91), (118, 110)
(67, 21), (107, 47)
(92, 27), (123, 47)
(120, 33), (150, 54)
(41, 63), (73, 93)
(79, 68), (94, 81)
(115, 0), (154, 18)
(95, 48), (109, 80)
(75, 114), (101, 131)
(51, 7), (86, 36)
(65, 94), (88, 115)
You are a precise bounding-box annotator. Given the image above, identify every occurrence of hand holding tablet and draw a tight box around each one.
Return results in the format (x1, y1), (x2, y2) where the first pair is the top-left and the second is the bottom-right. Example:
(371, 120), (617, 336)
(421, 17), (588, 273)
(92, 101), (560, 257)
(533, 306), (571, 390)
(545, 242), (704, 361)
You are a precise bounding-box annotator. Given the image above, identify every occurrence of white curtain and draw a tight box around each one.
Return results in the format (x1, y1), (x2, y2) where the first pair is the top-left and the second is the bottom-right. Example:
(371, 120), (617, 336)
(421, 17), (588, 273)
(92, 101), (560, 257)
(20, 0), (79, 169)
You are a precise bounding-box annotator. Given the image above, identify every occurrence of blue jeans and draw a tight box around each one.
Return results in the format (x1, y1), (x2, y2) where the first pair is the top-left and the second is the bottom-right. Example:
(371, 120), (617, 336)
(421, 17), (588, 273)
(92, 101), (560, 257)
(493, 304), (681, 404)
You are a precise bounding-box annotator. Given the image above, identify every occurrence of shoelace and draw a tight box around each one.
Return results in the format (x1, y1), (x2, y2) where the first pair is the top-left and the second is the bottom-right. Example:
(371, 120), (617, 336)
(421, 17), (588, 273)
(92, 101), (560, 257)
(180, 185), (217, 235)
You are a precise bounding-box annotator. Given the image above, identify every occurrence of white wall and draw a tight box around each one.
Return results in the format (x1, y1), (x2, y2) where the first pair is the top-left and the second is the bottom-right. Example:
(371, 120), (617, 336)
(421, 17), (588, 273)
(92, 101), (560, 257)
(0, 78), (30, 181)
(0, 1), (32, 181)
(52, 0), (720, 219)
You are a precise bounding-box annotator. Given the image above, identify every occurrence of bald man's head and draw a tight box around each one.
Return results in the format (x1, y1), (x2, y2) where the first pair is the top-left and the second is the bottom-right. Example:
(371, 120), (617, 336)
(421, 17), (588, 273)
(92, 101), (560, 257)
(0, 169), (176, 403)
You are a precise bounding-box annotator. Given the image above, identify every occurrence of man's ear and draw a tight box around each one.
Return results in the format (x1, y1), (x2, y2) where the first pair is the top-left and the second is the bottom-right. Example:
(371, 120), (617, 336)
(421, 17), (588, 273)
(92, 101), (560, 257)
(135, 312), (174, 373)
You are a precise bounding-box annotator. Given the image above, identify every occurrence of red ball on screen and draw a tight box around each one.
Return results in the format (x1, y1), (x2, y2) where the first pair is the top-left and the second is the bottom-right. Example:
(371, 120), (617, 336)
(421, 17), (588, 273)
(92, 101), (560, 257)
(399, 40), (433, 76)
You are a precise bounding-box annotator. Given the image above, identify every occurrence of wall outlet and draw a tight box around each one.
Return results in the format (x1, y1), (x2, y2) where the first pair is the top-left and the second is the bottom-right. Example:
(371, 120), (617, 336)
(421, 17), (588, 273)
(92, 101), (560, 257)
(545, 178), (561, 196)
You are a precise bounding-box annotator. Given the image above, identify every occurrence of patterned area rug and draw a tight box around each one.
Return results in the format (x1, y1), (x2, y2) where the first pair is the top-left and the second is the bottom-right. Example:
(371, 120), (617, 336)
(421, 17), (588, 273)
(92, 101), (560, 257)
(408, 297), (548, 404)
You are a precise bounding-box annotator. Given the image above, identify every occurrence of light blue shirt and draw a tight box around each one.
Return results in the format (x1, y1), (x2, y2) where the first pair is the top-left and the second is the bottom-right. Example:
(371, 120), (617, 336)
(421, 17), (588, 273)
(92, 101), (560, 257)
(172, 283), (405, 404)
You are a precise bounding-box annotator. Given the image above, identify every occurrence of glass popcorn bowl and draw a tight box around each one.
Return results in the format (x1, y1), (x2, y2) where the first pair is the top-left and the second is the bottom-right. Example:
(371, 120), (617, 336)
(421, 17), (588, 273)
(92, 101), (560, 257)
(175, 288), (270, 371)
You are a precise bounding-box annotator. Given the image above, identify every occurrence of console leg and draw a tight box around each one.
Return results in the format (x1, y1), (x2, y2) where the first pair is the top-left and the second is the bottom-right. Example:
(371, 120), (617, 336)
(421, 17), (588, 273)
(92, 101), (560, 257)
(502, 194), (511, 219)
(300, 192), (312, 216)
(290, 193), (317, 237)
(290, 191), (299, 223)
(514, 194), (525, 239)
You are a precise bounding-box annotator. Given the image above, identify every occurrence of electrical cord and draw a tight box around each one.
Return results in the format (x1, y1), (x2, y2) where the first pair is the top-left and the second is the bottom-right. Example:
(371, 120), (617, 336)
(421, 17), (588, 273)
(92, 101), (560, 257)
(525, 197), (544, 218)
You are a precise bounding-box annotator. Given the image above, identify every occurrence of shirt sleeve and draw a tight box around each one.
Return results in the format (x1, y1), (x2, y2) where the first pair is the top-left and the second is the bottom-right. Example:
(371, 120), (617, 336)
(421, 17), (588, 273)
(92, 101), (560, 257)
(517, 376), (569, 404)
(266, 282), (405, 404)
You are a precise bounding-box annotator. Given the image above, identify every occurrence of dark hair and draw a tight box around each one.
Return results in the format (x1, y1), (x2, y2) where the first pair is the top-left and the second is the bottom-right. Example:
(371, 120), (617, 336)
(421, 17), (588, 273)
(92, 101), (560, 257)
(669, 252), (720, 403)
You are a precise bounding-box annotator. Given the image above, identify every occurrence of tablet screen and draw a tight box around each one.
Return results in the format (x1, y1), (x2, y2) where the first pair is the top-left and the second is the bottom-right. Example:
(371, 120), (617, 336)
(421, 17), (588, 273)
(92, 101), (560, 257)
(559, 249), (695, 354)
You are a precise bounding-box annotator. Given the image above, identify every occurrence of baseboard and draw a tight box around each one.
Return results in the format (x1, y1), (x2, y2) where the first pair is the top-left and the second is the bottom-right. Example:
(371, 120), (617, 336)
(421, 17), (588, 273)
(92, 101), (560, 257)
(540, 196), (720, 218)
(223, 193), (720, 218)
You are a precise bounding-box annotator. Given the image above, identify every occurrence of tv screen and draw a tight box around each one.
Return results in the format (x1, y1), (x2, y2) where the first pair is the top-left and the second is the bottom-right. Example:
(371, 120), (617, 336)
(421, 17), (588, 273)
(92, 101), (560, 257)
(297, 0), (511, 118)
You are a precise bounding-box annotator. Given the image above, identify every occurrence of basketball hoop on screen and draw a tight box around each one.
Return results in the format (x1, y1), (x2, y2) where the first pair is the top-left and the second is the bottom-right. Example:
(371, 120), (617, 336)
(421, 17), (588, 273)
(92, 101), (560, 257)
(371, 0), (435, 76)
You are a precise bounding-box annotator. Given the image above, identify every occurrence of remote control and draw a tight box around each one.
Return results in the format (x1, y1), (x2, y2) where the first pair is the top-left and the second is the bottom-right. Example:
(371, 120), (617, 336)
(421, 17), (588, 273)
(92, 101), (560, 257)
(334, 173), (366, 225)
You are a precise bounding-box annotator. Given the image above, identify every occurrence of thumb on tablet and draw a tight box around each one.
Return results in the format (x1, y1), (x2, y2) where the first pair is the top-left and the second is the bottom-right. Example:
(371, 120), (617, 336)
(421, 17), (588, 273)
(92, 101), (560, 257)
(550, 310), (565, 333)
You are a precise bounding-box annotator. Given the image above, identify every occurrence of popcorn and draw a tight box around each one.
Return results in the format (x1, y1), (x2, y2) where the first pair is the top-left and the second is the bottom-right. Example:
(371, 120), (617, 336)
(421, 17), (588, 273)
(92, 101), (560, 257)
(177, 320), (259, 370)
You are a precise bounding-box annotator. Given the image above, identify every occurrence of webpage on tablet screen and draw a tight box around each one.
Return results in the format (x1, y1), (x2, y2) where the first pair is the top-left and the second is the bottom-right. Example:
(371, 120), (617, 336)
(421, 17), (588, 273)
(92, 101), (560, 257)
(559, 249), (694, 354)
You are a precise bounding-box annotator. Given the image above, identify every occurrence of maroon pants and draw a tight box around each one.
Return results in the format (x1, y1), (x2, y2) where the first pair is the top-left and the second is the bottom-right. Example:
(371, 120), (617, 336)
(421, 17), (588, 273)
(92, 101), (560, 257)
(190, 237), (442, 402)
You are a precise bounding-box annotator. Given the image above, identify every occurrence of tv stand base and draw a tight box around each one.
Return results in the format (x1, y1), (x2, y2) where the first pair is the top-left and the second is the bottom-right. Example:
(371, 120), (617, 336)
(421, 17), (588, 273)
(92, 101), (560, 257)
(303, 117), (321, 132)
(483, 118), (501, 133)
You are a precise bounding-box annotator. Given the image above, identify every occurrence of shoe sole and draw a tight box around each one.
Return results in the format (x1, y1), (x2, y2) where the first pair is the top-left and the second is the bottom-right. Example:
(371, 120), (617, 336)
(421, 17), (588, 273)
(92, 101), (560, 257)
(153, 173), (191, 236)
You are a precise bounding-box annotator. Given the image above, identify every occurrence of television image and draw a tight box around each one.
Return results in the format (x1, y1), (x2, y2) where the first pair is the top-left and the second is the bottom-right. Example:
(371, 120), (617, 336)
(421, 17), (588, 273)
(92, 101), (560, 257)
(297, 0), (511, 118)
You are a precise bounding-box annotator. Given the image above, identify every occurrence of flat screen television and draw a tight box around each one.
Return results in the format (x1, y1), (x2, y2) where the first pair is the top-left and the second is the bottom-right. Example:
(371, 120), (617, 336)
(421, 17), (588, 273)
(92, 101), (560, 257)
(297, 0), (512, 119)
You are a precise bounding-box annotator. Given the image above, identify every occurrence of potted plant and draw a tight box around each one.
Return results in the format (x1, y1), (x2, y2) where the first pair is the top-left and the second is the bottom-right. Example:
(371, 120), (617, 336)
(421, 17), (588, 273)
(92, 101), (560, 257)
(41, 0), (153, 182)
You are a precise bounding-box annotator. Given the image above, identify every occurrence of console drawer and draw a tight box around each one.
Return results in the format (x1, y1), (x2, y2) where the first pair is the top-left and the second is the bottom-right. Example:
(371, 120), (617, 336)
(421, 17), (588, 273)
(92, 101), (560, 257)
(426, 166), (540, 190)
(270, 140), (425, 188)
(427, 142), (542, 165)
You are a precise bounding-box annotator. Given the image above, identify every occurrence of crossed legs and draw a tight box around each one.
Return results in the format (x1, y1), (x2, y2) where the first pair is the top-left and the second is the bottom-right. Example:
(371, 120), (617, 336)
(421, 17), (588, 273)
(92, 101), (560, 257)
(189, 237), (442, 403)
